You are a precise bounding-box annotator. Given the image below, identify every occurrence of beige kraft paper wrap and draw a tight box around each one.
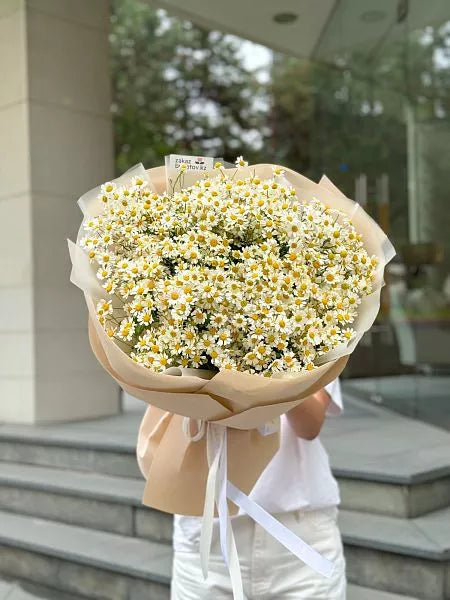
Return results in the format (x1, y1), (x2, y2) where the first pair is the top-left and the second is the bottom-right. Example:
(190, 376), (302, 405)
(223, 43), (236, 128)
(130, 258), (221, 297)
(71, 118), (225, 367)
(69, 163), (395, 516)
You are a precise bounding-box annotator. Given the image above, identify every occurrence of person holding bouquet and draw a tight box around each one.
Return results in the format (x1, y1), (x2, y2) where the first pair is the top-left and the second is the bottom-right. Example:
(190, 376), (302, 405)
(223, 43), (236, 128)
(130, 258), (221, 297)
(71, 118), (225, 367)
(171, 380), (346, 600)
(70, 156), (394, 600)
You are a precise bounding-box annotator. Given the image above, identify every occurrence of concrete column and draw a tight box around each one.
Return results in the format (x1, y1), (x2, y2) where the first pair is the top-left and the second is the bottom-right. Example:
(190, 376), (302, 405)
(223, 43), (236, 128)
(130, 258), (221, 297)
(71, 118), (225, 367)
(0, 0), (120, 422)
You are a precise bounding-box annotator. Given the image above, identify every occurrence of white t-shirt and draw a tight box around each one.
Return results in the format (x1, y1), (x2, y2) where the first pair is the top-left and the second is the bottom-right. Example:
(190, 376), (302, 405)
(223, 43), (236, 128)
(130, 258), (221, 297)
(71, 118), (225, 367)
(174, 379), (343, 551)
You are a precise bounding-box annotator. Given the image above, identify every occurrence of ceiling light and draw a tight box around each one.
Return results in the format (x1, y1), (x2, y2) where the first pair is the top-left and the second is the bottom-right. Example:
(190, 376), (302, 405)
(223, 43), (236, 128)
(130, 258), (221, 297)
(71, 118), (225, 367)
(273, 12), (298, 24)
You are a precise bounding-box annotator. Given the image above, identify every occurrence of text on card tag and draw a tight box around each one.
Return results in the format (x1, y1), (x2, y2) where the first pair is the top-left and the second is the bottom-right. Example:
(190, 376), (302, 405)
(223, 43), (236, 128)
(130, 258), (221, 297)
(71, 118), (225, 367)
(168, 154), (215, 172)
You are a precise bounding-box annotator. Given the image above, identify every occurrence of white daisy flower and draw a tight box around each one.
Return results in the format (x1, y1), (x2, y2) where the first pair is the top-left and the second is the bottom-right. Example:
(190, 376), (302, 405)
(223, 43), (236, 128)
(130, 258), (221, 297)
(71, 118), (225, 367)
(235, 155), (248, 168)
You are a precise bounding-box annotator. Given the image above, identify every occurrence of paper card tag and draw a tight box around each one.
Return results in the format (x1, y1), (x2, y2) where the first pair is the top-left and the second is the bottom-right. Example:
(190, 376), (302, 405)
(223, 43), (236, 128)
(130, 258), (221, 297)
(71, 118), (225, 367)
(168, 154), (215, 172)
(165, 154), (221, 194)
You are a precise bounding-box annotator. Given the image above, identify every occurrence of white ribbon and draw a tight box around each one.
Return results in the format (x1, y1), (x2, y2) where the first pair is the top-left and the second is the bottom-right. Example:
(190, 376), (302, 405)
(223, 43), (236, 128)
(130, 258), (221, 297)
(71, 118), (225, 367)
(182, 417), (205, 442)
(201, 423), (244, 599)
(182, 417), (335, 600)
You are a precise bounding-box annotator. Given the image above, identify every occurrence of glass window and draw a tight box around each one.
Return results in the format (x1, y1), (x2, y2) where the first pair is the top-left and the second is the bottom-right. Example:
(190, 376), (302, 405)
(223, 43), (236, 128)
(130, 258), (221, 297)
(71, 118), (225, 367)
(298, 6), (450, 429)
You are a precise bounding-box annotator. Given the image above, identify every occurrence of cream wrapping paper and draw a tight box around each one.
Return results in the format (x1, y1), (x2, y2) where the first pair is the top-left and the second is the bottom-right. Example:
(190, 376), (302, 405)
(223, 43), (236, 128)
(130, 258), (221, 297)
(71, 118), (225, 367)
(69, 163), (394, 517)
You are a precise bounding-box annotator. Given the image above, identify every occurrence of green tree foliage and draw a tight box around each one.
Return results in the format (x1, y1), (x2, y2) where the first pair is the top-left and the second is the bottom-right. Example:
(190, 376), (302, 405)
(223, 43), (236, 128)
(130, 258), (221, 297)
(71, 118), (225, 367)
(110, 0), (267, 173)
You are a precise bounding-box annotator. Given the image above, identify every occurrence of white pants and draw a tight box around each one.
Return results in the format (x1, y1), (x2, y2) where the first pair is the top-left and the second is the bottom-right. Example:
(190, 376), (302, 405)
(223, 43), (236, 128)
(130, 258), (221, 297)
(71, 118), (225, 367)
(171, 507), (346, 599)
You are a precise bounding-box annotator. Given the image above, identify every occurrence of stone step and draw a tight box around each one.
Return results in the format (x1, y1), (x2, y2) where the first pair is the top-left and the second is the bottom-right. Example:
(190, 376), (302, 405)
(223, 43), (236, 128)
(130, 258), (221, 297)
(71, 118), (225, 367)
(340, 508), (450, 599)
(0, 462), (173, 542)
(0, 511), (171, 600)
(1, 420), (449, 518)
(347, 585), (418, 599)
(1, 499), (449, 599)
(0, 580), (419, 600)
(0, 421), (141, 479)
(0, 578), (87, 599)
(323, 393), (450, 518)
(336, 472), (450, 519)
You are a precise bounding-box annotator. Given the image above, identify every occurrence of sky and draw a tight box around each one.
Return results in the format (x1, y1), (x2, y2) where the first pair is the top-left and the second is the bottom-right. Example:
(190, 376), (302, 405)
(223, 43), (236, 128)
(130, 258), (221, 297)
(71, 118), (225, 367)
(239, 39), (272, 72)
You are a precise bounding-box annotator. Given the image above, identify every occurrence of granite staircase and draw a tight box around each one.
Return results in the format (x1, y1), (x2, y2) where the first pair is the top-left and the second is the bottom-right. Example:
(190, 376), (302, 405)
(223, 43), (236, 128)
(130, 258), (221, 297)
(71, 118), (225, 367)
(0, 396), (448, 600)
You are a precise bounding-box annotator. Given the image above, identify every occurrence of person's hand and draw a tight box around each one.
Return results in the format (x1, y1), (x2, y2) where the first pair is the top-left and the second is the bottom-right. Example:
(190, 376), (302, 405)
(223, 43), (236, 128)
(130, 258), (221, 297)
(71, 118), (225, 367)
(286, 388), (331, 440)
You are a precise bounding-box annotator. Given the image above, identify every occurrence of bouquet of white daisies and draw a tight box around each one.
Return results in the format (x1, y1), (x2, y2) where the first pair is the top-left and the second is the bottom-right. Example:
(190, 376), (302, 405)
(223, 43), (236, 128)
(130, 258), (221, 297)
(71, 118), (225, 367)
(68, 157), (394, 594)
(77, 157), (379, 377)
